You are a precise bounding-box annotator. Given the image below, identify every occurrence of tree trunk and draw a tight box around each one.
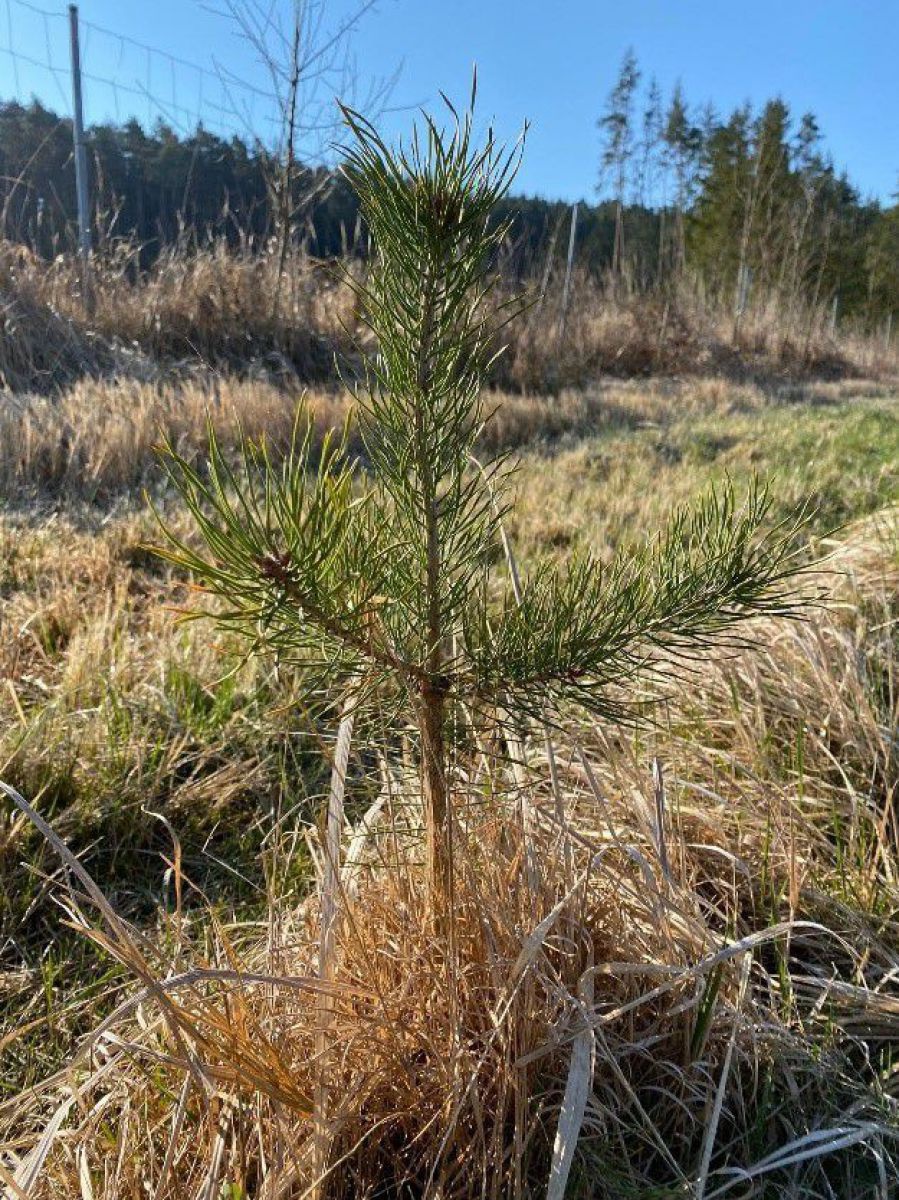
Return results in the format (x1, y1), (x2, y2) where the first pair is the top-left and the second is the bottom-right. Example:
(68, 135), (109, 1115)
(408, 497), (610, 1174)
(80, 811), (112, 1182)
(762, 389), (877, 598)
(612, 198), (624, 290)
(419, 683), (449, 902)
(271, 15), (302, 325)
(409, 249), (451, 903)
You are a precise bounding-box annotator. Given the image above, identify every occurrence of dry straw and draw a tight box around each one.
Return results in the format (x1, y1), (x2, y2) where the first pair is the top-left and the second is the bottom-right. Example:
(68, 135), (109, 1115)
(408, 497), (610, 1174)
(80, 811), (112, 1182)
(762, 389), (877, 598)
(1, 510), (898, 1195)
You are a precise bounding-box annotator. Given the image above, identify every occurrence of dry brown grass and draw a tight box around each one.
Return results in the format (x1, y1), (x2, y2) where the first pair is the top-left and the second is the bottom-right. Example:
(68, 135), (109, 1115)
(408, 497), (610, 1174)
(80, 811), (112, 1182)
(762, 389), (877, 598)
(0, 376), (353, 501)
(1, 503), (898, 1197)
(498, 268), (899, 392)
(3, 239), (897, 397)
(1, 372), (897, 1195)
(0, 240), (358, 393)
(2, 369), (896, 511)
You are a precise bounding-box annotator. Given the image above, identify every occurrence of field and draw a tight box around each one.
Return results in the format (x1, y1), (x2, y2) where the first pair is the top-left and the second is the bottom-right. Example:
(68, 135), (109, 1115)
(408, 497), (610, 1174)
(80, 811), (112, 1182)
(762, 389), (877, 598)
(1, 362), (898, 1194)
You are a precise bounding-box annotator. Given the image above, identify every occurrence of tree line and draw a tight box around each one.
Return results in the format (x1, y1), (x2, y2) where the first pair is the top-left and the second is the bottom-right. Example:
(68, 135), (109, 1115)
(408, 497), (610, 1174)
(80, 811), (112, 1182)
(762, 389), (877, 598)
(0, 65), (896, 325)
(593, 50), (898, 326)
(0, 99), (359, 265)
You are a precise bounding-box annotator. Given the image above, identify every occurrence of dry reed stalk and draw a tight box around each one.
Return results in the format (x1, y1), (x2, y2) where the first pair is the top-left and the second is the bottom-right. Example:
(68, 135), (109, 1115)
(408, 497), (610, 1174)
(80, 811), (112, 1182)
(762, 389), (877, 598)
(313, 688), (356, 1194)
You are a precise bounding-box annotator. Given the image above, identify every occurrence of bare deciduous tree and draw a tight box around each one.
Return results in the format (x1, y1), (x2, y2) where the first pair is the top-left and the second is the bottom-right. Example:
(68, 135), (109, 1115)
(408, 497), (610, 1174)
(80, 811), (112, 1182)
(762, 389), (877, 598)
(213, 0), (400, 316)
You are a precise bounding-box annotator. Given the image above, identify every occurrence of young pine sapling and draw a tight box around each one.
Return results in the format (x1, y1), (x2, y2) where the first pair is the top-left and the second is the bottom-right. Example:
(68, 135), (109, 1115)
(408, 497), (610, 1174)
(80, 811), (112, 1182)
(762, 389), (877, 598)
(155, 91), (808, 902)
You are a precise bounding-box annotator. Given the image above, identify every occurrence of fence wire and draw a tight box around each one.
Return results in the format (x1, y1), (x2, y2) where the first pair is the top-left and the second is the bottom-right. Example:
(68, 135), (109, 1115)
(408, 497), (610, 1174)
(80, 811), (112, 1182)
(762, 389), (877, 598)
(1, 0), (281, 141)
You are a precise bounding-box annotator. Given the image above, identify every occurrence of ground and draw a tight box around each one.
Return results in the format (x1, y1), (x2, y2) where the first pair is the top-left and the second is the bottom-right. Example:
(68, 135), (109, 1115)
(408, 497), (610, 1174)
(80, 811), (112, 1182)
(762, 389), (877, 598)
(1, 374), (898, 1194)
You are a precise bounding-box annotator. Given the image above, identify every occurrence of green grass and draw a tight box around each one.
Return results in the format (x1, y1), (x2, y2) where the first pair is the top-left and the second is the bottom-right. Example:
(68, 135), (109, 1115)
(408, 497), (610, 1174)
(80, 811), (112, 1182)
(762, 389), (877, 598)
(511, 390), (899, 560)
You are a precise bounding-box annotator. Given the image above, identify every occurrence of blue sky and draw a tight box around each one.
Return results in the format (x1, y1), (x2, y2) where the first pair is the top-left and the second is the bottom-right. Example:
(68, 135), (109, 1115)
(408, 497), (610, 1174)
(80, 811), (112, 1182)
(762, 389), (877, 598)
(3, 0), (897, 204)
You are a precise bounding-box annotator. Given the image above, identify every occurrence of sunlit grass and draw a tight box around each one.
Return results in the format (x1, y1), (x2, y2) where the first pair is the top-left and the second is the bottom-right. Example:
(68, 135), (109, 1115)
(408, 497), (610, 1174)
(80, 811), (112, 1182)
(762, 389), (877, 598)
(1, 374), (897, 1194)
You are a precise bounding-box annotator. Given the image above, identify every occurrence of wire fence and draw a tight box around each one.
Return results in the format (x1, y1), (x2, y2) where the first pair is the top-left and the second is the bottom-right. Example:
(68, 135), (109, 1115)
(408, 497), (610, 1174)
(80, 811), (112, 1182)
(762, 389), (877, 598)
(1, 0), (281, 142)
(0, 0), (337, 262)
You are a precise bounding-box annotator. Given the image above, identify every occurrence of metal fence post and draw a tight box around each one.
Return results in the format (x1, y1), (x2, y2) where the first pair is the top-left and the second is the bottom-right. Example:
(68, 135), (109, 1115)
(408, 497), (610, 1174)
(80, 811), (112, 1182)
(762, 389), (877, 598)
(557, 202), (578, 344)
(69, 4), (93, 310)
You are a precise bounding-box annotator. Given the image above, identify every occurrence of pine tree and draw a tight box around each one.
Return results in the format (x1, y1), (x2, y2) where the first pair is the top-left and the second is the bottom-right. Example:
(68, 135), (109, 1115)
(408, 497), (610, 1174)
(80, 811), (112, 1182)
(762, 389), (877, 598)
(598, 48), (641, 280)
(637, 77), (664, 208)
(749, 99), (793, 291)
(866, 192), (899, 319)
(636, 76), (664, 284)
(155, 92), (811, 903)
(690, 105), (753, 291)
(784, 112), (831, 314)
(661, 82), (702, 274)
